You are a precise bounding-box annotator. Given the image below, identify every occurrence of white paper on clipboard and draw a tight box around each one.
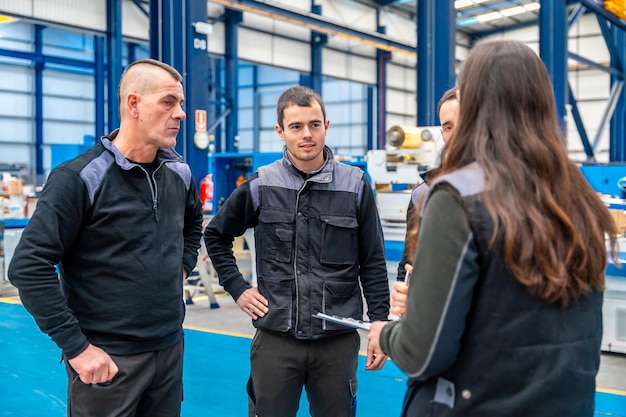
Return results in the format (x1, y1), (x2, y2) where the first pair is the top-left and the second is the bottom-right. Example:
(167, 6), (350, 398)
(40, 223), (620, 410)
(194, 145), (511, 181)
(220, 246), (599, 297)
(313, 312), (371, 331)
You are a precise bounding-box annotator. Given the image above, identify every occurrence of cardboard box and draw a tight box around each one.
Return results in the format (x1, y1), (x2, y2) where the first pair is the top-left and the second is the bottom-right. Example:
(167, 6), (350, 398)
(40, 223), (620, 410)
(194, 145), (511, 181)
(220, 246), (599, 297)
(5, 195), (25, 218)
(609, 209), (626, 234)
(7, 178), (22, 195)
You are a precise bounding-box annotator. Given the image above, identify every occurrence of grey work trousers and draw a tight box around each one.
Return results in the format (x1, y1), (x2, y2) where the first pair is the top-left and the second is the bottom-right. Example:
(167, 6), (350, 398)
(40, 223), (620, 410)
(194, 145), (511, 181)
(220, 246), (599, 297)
(64, 340), (184, 417)
(248, 330), (360, 417)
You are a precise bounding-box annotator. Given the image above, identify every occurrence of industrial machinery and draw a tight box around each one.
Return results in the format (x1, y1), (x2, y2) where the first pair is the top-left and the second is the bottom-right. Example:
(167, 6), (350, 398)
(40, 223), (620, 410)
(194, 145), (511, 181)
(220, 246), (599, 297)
(604, 249), (626, 354)
(367, 125), (442, 188)
(366, 125), (443, 260)
(603, 231), (626, 354)
(580, 163), (626, 354)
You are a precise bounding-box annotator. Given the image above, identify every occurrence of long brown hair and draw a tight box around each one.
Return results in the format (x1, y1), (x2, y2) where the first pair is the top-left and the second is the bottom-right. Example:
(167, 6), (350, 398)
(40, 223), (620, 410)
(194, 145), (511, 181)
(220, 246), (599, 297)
(438, 40), (617, 305)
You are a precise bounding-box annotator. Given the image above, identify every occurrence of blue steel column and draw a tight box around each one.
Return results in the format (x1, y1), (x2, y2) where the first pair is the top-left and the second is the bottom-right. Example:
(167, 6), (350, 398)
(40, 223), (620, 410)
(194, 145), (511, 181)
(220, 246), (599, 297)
(127, 42), (138, 63)
(610, 27), (626, 161)
(208, 56), (224, 153)
(34, 25), (44, 184)
(416, 0), (455, 126)
(149, 0), (211, 183)
(150, 0), (182, 66)
(107, 0), (122, 131)
(377, 47), (391, 149)
(149, 0), (162, 60)
(224, 9), (242, 152)
(539, 0), (567, 133)
(310, 4), (327, 93)
(94, 36), (105, 141)
(149, 0), (184, 88)
(367, 86), (374, 151)
(376, 22), (391, 150)
(150, 0), (185, 97)
(252, 65), (260, 151)
(184, 0), (211, 182)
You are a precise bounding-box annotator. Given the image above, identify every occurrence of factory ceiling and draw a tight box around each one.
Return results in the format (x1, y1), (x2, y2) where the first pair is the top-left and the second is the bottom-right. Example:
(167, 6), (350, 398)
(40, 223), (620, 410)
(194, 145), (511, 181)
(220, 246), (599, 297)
(376, 0), (582, 36)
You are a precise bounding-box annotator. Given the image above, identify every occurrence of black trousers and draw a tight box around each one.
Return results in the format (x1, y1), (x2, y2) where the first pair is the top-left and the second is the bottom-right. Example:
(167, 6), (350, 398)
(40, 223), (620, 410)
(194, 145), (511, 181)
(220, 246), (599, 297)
(65, 340), (184, 417)
(248, 330), (360, 417)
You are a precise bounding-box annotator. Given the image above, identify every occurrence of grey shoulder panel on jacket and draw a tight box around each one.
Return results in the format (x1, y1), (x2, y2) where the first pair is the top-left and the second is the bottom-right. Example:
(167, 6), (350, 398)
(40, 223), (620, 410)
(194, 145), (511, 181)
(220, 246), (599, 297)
(79, 151), (115, 205)
(421, 162), (487, 216)
(164, 161), (194, 190)
(430, 162), (486, 197)
(256, 159), (366, 201)
(410, 182), (430, 206)
(257, 159), (301, 191)
(331, 162), (366, 193)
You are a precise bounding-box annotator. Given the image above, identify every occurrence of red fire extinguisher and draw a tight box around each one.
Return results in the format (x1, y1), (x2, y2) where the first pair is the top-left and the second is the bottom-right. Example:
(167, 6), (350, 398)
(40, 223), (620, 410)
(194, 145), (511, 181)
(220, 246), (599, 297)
(200, 174), (214, 213)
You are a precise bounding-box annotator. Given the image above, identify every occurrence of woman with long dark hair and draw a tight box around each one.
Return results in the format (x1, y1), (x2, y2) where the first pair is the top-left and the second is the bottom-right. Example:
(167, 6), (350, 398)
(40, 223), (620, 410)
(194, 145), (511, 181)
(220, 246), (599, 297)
(368, 39), (618, 416)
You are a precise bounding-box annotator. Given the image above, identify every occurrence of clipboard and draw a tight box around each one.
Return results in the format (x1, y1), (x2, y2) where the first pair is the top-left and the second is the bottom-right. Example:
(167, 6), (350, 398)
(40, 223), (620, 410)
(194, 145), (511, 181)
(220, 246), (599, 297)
(313, 312), (371, 331)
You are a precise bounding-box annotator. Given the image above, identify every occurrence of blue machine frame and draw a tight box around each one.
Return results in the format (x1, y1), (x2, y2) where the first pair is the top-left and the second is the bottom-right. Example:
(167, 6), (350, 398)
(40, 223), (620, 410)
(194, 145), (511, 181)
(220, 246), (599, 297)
(207, 152), (282, 215)
(580, 163), (626, 198)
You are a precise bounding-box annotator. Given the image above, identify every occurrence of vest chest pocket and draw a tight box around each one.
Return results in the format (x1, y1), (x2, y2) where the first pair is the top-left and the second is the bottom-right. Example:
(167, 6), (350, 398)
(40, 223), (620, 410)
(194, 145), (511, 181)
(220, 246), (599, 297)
(259, 209), (295, 263)
(320, 214), (358, 265)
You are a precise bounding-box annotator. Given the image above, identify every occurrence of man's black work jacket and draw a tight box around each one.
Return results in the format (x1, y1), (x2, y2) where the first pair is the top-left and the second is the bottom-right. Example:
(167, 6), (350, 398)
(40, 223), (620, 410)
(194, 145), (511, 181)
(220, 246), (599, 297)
(204, 146), (390, 339)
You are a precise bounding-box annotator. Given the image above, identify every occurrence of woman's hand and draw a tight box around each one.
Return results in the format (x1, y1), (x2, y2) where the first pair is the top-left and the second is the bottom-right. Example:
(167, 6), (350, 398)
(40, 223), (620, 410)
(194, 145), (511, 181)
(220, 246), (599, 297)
(390, 281), (409, 317)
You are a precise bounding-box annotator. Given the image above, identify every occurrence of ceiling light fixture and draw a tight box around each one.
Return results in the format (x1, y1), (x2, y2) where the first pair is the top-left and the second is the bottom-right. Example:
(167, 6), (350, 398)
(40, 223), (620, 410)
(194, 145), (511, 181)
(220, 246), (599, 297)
(525, 2), (541, 11)
(500, 6), (527, 17)
(454, 0), (475, 9)
(476, 11), (503, 22)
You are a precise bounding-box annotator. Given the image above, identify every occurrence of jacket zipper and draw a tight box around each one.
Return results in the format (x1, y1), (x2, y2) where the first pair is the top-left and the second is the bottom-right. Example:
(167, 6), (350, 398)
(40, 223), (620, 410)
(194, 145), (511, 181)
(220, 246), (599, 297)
(136, 163), (162, 223)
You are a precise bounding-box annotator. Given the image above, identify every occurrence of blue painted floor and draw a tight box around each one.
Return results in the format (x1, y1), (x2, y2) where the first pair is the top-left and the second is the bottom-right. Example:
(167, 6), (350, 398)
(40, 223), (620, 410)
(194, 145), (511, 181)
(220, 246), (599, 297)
(1, 300), (625, 416)
(0, 301), (405, 416)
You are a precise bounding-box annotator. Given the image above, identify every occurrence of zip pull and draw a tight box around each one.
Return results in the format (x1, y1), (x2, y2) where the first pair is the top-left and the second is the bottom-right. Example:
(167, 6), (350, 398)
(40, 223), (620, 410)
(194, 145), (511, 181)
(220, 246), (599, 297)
(153, 204), (159, 222)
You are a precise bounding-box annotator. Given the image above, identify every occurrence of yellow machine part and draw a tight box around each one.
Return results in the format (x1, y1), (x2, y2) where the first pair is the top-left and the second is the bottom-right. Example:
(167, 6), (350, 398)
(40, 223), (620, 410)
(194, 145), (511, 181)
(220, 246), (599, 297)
(386, 125), (422, 149)
(386, 125), (438, 149)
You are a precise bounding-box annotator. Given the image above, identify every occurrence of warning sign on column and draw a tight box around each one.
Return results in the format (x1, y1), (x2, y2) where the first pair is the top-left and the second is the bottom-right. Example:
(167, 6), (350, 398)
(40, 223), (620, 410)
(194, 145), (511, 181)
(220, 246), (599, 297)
(195, 110), (207, 132)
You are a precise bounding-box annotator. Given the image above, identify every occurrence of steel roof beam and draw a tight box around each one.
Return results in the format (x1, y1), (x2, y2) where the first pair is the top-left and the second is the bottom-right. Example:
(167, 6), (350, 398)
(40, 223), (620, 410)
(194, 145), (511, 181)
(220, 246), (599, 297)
(210, 0), (416, 56)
